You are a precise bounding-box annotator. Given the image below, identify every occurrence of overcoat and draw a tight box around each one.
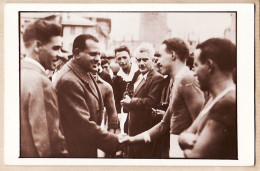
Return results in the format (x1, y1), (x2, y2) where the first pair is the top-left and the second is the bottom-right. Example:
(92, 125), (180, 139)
(53, 59), (119, 157)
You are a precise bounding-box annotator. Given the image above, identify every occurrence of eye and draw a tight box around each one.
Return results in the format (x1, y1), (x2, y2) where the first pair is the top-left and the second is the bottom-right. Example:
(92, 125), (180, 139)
(136, 59), (141, 62)
(89, 52), (100, 56)
(52, 46), (61, 51)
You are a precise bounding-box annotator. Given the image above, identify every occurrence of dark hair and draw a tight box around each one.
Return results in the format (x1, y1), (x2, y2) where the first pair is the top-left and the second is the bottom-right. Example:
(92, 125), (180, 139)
(196, 38), (236, 72)
(72, 34), (99, 54)
(23, 19), (61, 48)
(154, 51), (160, 57)
(114, 45), (130, 56)
(162, 38), (189, 62)
(101, 59), (109, 66)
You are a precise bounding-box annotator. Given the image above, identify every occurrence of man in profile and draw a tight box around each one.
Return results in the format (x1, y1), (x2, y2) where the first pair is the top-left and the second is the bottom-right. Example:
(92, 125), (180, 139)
(179, 38), (237, 159)
(20, 19), (68, 157)
(53, 34), (122, 157)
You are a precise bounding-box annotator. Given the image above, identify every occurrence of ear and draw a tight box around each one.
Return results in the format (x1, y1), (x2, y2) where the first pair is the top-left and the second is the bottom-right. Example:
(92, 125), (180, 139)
(33, 40), (42, 53)
(171, 51), (177, 61)
(206, 59), (214, 73)
(73, 48), (80, 59)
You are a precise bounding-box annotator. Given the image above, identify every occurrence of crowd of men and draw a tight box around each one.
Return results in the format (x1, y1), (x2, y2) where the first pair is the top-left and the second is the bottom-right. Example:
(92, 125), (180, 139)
(20, 19), (237, 159)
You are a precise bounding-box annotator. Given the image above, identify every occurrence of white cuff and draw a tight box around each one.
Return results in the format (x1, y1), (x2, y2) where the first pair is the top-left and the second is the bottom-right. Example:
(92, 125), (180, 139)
(143, 132), (151, 143)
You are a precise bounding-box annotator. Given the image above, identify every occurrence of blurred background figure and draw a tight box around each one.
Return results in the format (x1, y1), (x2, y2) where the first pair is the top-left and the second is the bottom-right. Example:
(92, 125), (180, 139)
(152, 51), (160, 72)
(101, 59), (114, 79)
(52, 48), (69, 82)
(186, 52), (195, 71)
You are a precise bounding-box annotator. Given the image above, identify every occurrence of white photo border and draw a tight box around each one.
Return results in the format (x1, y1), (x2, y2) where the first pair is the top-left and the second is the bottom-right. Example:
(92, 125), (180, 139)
(4, 3), (255, 166)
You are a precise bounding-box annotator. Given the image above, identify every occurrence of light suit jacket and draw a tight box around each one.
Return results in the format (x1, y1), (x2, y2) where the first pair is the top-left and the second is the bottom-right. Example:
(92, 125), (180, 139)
(20, 60), (68, 157)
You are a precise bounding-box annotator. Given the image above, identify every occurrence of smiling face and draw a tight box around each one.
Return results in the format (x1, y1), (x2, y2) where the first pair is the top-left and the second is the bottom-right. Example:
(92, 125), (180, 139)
(115, 51), (131, 70)
(193, 49), (210, 91)
(135, 52), (153, 74)
(77, 39), (101, 73)
(38, 36), (62, 71)
(157, 44), (173, 75)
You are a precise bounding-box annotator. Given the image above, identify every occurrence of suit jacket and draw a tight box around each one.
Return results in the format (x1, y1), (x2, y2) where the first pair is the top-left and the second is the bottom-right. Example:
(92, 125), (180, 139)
(53, 58), (119, 157)
(126, 69), (164, 158)
(20, 60), (68, 157)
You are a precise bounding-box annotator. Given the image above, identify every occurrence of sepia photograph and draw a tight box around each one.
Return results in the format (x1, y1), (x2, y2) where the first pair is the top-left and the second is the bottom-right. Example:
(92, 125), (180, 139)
(4, 3), (255, 166)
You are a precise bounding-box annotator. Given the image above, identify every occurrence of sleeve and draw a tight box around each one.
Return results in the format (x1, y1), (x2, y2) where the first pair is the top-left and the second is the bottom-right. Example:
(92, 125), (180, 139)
(181, 77), (205, 120)
(57, 79), (119, 154)
(28, 79), (68, 157)
(103, 83), (119, 129)
(28, 87), (52, 157)
(146, 104), (172, 141)
(129, 75), (164, 110)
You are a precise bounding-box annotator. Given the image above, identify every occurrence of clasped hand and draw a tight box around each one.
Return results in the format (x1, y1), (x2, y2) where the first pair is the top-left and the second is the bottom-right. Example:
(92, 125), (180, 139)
(120, 95), (131, 109)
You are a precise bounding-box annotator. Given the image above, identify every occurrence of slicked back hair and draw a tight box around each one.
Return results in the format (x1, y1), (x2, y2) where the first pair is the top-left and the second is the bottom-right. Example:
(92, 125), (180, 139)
(72, 34), (99, 54)
(162, 38), (190, 63)
(23, 19), (62, 48)
(196, 38), (236, 72)
(114, 45), (131, 56)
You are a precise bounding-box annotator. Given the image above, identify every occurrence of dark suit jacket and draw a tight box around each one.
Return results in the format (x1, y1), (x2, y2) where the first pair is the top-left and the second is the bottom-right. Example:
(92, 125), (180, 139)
(126, 69), (164, 158)
(53, 58), (119, 157)
(20, 60), (68, 157)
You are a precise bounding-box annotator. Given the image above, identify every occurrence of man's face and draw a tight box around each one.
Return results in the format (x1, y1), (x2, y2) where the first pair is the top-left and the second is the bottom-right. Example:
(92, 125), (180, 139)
(115, 51), (131, 70)
(38, 36), (62, 71)
(193, 49), (209, 91)
(157, 44), (173, 75)
(136, 52), (153, 74)
(78, 39), (101, 73)
(102, 63), (110, 74)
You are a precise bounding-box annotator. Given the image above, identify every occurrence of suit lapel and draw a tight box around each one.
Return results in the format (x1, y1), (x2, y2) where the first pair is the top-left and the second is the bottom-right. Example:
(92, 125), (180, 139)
(133, 78), (146, 96)
(133, 69), (155, 96)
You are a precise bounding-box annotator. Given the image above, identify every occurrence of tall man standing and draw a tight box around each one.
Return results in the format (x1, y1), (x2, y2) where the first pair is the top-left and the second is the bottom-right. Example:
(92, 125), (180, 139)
(121, 43), (164, 158)
(121, 38), (205, 158)
(53, 34), (122, 157)
(20, 19), (68, 157)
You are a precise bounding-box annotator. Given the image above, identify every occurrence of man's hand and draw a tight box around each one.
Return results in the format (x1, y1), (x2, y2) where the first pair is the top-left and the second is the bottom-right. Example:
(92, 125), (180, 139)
(151, 108), (165, 118)
(179, 132), (198, 149)
(120, 95), (131, 109)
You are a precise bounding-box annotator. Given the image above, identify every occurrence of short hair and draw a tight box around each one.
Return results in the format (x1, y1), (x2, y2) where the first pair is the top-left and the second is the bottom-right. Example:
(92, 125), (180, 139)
(196, 38), (236, 72)
(114, 45), (130, 56)
(162, 38), (190, 62)
(101, 59), (109, 66)
(23, 19), (62, 48)
(134, 42), (155, 58)
(72, 34), (99, 54)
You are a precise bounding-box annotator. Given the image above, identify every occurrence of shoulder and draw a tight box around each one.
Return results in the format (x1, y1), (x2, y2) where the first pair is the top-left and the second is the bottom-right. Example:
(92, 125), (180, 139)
(209, 90), (236, 126)
(179, 70), (197, 85)
(54, 66), (82, 91)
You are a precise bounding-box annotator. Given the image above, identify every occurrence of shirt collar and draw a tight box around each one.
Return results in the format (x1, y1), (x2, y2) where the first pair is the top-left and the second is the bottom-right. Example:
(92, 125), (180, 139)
(142, 71), (149, 80)
(24, 57), (46, 73)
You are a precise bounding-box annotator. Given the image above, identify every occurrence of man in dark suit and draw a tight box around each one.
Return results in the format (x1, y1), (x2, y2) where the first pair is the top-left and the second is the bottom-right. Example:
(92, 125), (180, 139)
(121, 43), (164, 158)
(20, 19), (68, 157)
(53, 34), (122, 157)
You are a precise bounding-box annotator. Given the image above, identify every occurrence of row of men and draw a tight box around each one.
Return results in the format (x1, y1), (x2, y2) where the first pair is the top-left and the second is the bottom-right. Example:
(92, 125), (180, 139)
(21, 19), (237, 159)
